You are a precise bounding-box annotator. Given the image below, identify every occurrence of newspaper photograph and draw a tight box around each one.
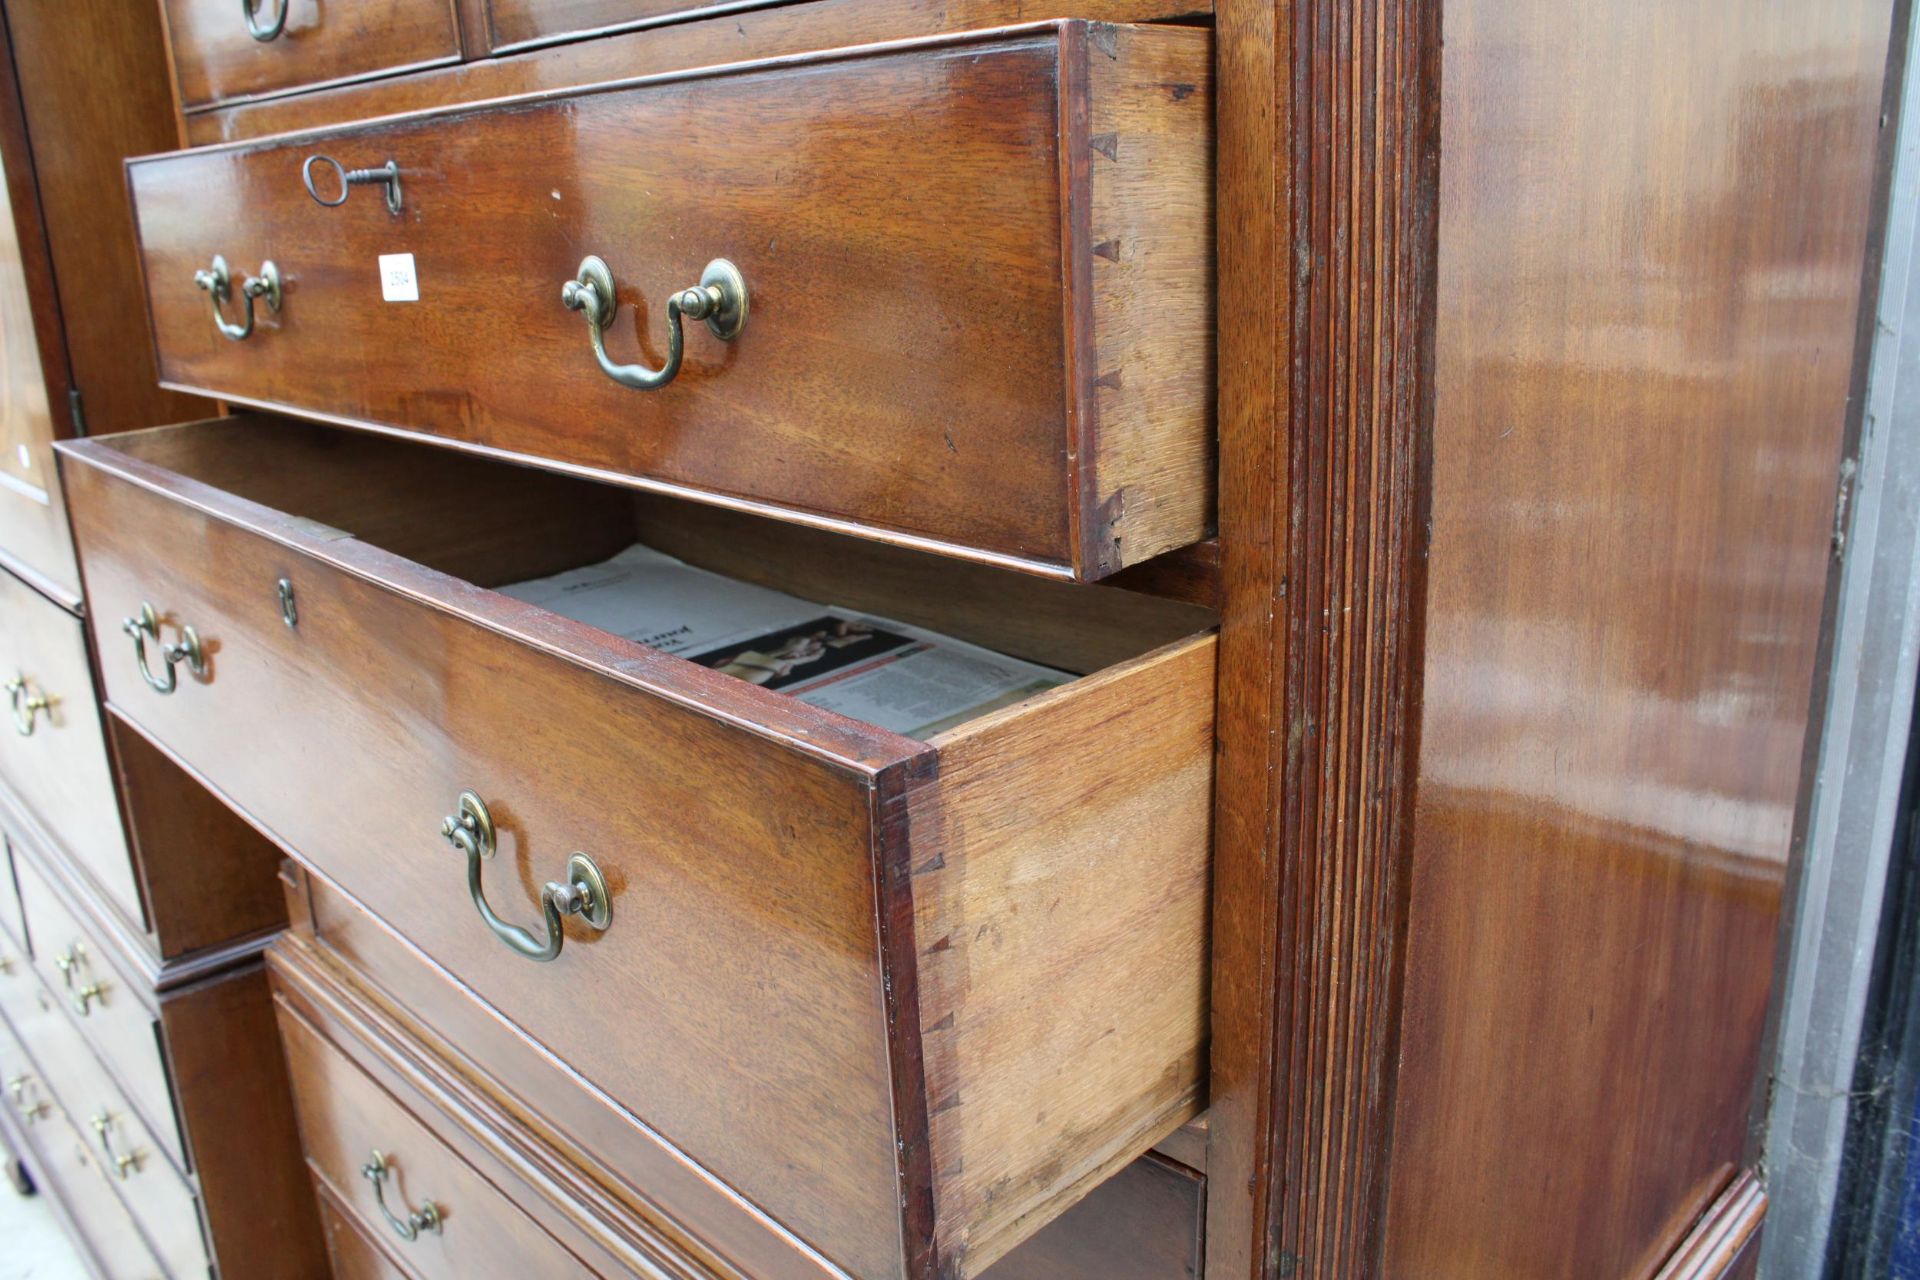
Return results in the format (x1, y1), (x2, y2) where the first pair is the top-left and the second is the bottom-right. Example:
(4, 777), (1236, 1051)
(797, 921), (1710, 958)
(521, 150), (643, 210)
(498, 544), (1071, 738)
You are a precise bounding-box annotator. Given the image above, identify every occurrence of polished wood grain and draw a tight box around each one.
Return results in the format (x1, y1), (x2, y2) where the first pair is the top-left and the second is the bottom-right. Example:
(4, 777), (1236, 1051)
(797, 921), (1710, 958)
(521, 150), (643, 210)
(109, 714), (292, 959)
(980, 1154), (1203, 1280)
(278, 998), (602, 1278)
(15, 959), (208, 1280)
(0, 568), (142, 925)
(185, 0), (1211, 144)
(60, 416), (1215, 1278)
(129, 23), (1213, 581)
(2, 0), (210, 439)
(1205, 0), (1438, 1274)
(1379, 1), (1896, 1275)
(161, 0), (462, 110)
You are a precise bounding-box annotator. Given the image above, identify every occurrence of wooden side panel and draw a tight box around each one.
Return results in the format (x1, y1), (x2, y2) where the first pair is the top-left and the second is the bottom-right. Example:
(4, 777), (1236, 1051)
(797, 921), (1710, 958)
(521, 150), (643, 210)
(980, 1154), (1204, 1280)
(1077, 24), (1215, 576)
(910, 635), (1214, 1275)
(3, 0), (210, 439)
(1382, 2), (1897, 1276)
(164, 962), (326, 1280)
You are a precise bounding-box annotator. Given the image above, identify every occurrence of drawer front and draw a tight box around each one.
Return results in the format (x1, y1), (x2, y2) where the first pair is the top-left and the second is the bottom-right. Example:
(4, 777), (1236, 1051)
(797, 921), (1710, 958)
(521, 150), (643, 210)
(0, 833), (25, 951)
(484, 0), (787, 51)
(162, 0), (463, 111)
(0, 1000), (169, 1280)
(0, 568), (143, 925)
(12, 855), (182, 1169)
(25, 973), (209, 1280)
(128, 22), (1212, 580)
(278, 1000), (600, 1279)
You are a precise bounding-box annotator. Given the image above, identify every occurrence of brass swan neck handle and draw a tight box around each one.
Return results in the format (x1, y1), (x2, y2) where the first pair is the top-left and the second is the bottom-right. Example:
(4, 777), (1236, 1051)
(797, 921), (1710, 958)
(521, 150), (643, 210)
(559, 254), (747, 391)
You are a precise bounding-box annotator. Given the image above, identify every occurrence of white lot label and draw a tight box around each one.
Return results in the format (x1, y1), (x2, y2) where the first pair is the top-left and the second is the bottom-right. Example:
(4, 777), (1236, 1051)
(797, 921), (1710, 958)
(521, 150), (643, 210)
(16, 444), (27, 469)
(379, 253), (419, 302)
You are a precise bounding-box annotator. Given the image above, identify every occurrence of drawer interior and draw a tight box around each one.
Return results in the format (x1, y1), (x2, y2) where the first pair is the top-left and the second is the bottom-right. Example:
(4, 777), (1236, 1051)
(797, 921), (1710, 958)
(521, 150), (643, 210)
(97, 415), (1218, 737)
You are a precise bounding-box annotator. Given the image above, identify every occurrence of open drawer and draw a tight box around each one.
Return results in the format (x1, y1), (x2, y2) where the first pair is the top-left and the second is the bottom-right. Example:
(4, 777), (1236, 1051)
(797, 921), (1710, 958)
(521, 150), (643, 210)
(125, 21), (1213, 582)
(56, 416), (1214, 1279)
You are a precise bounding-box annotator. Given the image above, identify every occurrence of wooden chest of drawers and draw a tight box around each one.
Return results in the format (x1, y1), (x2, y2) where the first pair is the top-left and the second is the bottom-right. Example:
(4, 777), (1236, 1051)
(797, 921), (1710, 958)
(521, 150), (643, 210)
(59, 414), (1214, 1276)
(128, 22), (1211, 581)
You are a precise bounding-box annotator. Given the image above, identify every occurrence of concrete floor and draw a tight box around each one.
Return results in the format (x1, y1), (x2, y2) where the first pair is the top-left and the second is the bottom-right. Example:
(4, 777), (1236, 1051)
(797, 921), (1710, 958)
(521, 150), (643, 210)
(0, 1173), (91, 1280)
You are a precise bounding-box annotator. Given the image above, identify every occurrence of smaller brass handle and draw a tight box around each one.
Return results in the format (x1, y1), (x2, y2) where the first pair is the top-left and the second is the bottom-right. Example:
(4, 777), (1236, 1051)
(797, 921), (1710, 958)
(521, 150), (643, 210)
(193, 254), (282, 341)
(559, 255), (747, 392)
(89, 1113), (140, 1180)
(302, 155), (403, 214)
(243, 0), (289, 40)
(72, 981), (105, 1017)
(122, 603), (207, 695)
(362, 1150), (441, 1241)
(6, 1075), (45, 1124)
(5, 674), (49, 736)
(439, 790), (611, 963)
(52, 942), (84, 989)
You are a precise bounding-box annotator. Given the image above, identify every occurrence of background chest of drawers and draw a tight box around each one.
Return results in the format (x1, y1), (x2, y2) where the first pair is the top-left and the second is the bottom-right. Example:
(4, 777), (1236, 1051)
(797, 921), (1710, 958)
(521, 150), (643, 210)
(0, 2), (326, 1276)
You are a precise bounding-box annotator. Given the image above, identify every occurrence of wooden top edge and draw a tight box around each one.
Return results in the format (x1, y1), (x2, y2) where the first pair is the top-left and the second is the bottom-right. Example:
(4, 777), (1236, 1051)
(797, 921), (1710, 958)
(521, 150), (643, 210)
(133, 21), (1102, 162)
(56, 426), (931, 778)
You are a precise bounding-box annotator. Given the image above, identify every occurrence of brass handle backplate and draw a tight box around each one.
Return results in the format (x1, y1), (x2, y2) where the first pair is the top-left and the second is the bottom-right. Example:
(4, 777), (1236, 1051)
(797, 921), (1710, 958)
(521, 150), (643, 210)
(438, 790), (611, 963)
(122, 602), (207, 695)
(53, 942), (84, 988)
(194, 254), (282, 341)
(302, 155), (403, 214)
(559, 255), (746, 391)
(5, 674), (49, 736)
(89, 1112), (140, 1180)
(72, 980), (106, 1017)
(362, 1150), (441, 1241)
(243, 0), (289, 40)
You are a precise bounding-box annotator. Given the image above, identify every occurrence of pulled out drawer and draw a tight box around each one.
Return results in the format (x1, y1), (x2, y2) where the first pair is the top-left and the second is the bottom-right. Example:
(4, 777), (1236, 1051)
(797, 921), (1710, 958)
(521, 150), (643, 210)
(60, 416), (1215, 1279)
(126, 22), (1213, 581)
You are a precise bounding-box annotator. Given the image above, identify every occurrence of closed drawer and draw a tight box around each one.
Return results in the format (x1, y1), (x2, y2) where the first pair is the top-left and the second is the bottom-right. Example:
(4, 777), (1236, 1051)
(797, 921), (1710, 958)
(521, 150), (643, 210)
(483, 0), (788, 52)
(13, 854), (183, 1170)
(0, 998), (169, 1280)
(61, 416), (1214, 1280)
(23, 967), (209, 1280)
(278, 997), (600, 1278)
(161, 0), (463, 111)
(0, 567), (143, 925)
(0, 833), (25, 952)
(127, 22), (1213, 582)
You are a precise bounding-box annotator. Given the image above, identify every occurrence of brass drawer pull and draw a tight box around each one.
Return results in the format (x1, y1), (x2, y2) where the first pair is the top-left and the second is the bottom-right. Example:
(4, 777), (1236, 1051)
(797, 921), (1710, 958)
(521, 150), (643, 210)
(243, 0), (288, 41)
(72, 980), (106, 1017)
(559, 254), (747, 391)
(302, 155), (403, 215)
(6, 1075), (46, 1124)
(52, 942), (85, 988)
(89, 1112), (140, 1180)
(193, 254), (282, 341)
(439, 790), (611, 963)
(5, 673), (49, 736)
(122, 602), (207, 695)
(361, 1150), (441, 1241)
